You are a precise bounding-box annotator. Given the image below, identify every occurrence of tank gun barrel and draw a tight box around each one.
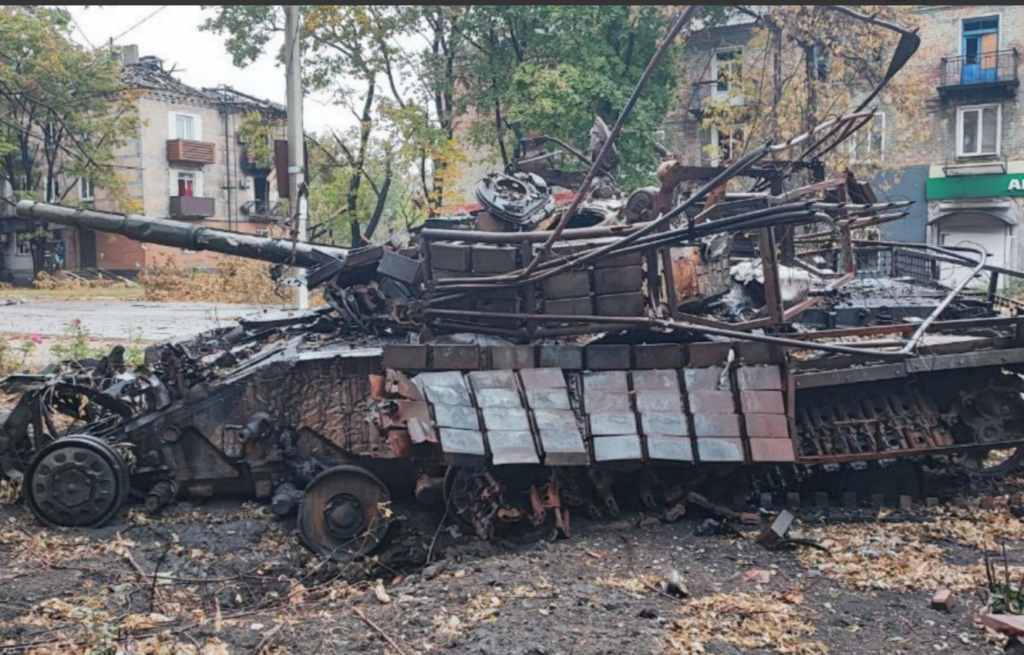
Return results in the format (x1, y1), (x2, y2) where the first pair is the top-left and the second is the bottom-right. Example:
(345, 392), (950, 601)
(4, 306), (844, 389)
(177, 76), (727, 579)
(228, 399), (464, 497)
(16, 201), (348, 270)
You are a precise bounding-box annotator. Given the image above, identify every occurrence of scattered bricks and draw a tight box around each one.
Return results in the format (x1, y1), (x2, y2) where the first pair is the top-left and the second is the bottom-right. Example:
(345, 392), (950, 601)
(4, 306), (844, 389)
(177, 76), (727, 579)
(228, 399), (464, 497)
(899, 495), (913, 512)
(926, 496), (940, 508)
(871, 493), (886, 509)
(786, 492), (801, 509)
(757, 509), (794, 548)
(931, 589), (955, 612)
(843, 492), (858, 511)
(981, 614), (1024, 638)
(382, 344), (428, 371)
(760, 492), (774, 510)
(815, 491), (830, 510)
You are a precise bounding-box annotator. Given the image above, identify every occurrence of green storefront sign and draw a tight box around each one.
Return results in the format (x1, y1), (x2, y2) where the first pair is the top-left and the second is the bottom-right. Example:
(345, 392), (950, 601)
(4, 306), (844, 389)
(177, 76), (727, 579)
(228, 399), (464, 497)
(926, 174), (1024, 201)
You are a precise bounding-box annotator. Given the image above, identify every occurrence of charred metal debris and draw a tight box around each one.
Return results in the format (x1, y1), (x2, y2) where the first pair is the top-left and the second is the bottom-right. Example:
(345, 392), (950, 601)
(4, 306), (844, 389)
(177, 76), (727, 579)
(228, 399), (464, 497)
(5, 6), (1024, 561)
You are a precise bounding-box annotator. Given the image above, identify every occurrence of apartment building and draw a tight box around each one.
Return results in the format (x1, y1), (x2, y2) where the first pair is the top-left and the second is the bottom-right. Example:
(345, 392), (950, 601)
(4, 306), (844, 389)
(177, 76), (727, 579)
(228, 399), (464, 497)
(0, 46), (286, 284)
(669, 6), (1023, 285)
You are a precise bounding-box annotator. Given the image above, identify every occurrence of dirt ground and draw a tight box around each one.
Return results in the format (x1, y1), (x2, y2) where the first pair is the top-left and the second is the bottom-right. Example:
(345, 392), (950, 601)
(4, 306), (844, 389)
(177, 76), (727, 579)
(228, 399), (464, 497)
(0, 493), (1018, 655)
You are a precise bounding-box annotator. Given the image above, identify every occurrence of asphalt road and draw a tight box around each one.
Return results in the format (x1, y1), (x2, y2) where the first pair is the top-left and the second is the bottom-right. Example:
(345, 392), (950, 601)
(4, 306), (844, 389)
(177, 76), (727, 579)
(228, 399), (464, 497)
(0, 299), (274, 341)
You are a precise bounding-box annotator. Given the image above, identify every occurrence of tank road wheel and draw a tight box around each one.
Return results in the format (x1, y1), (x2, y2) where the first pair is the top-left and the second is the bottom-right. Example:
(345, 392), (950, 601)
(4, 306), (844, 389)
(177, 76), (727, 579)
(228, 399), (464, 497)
(25, 435), (129, 528)
(298, 465), (391, 562)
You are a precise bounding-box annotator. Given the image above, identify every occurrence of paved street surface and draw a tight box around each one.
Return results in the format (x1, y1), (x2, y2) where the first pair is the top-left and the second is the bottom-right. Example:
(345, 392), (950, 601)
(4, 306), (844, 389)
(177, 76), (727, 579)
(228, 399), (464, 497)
(0, 299), (275, 341)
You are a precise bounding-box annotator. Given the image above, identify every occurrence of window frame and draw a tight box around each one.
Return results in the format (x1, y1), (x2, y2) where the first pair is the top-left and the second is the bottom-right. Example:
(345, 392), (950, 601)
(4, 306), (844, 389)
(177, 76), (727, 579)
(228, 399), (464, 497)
(711, 47), (743, 99)
(956, 103), (1001, 158)
(79, 177), (94, 202)
(169, 111), (201, 141)
(710, 125), (745, 166)
(849, 112), (886, 163)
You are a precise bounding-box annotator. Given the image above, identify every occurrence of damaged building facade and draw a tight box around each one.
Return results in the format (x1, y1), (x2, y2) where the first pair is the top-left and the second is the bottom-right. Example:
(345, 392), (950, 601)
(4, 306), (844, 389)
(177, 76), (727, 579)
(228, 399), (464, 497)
(0, 46), (287, 285)
(668, 5), (1024, 287)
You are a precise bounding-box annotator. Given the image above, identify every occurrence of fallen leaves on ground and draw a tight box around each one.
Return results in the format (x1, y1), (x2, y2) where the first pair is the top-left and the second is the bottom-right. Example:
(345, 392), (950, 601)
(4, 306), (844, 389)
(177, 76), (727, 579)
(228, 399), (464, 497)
(667, 592), (828, 655)
(797, 505), (1024, 593)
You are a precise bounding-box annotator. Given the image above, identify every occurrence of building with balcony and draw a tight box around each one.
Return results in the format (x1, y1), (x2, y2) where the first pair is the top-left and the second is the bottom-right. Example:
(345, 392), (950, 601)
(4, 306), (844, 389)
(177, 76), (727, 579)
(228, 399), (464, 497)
(662, 6), (1024, 289)
(57, 47), (287, 278)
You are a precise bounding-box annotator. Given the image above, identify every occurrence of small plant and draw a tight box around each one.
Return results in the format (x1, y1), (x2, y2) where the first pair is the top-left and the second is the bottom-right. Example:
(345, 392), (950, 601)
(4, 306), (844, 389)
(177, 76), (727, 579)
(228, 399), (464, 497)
(984, 540), (1024, 614)
(0, 334), (39, 376)
(50, 319), (108, 363)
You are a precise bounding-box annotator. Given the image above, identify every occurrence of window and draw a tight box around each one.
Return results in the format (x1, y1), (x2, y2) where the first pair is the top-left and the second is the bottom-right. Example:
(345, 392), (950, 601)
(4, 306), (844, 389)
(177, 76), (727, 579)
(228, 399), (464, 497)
(79, 177), (94, 201)
(16, 236), (31, 256)
(849, 112), (886, 163)
(808, 44), (830, 82)
(711, 126), (744, 165)
(962, 17), (999, 84)
(177, 172), (196, 197)
(170, 112), (200, 140)
(713, 48), (742, 97)
(957, 104), (1000, 157)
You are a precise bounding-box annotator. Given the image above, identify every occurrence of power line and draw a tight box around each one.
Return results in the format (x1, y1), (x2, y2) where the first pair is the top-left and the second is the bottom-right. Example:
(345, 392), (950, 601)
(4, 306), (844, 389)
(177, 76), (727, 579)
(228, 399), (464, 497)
(110, 6), (168, 45)
(63, 7), (96, 49)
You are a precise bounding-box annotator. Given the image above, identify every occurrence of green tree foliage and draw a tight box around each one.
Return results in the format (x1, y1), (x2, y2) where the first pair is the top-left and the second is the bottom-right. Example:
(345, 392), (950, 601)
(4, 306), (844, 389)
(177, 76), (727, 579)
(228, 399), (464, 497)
(203, 6), (700, 219)
(458, 6), (683, 189)
(0, 6), (139, 208)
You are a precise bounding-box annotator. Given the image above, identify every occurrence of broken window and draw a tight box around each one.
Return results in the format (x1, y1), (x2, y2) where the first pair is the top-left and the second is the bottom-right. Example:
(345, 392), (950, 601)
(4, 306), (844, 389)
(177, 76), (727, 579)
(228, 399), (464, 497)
(957, 104), (1000, 157)
(711, 126), (745, 165)
(713, 48), (742, 97)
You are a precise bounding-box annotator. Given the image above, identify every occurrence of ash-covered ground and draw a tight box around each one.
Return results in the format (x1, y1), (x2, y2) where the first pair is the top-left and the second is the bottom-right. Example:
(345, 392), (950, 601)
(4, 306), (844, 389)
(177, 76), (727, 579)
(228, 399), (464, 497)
(0, 494), (1018, 655)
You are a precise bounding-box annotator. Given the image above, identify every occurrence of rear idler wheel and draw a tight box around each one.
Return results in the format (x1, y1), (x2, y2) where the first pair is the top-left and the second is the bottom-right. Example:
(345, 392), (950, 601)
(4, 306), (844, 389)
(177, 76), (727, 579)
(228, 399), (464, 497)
(297, 465), (392, 562)
(25, 435), (130, 528)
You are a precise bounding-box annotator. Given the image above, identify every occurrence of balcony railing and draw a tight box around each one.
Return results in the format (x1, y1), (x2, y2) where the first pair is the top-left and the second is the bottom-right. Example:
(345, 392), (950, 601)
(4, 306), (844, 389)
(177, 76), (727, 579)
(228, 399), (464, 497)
(939, 49), (1019, 96)
(169, 195), (215, 219)
(166, 139), (216, 165)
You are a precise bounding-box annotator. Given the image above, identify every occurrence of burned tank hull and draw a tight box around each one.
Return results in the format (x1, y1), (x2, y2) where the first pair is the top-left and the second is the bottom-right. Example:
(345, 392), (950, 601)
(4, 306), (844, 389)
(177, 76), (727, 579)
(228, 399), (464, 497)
(4, 5), (1022, 559)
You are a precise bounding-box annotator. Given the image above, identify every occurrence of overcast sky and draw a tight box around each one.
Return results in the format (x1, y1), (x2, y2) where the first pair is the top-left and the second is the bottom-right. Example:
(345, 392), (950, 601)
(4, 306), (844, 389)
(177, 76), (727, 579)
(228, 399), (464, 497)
(67, 5), (348, 133)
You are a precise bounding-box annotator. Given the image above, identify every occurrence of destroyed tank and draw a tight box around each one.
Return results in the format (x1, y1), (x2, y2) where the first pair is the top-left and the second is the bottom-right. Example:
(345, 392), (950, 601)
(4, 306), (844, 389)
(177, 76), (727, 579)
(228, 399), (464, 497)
(5, 6), (1024, 561)
(8, 147), (1024, 562)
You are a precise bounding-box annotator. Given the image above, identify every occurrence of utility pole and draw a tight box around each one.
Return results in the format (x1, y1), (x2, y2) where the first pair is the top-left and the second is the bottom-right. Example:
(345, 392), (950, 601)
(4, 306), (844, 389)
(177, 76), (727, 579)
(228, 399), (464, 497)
(285, 4), (308, 309)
